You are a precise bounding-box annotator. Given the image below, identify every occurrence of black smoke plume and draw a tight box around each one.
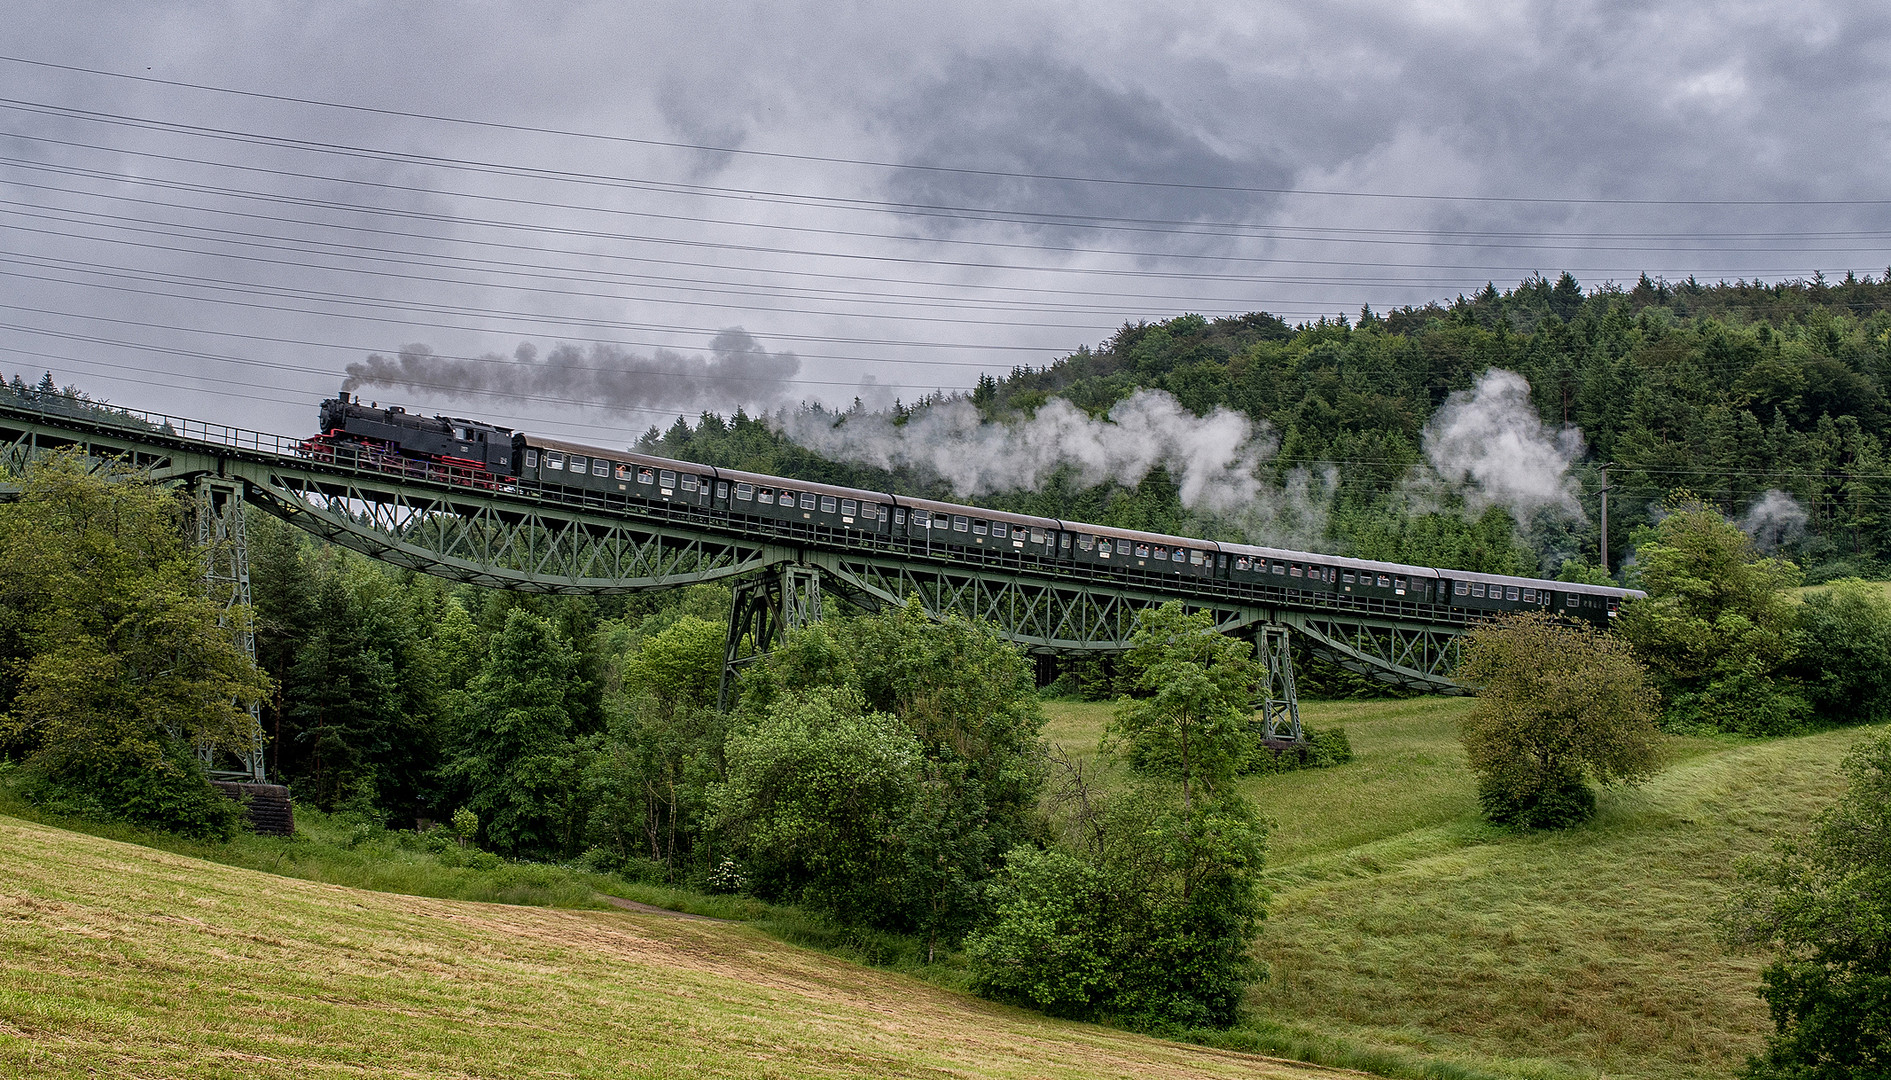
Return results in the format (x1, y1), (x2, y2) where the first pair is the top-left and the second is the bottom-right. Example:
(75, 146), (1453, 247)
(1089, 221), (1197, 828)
(342, 330), (801, 414)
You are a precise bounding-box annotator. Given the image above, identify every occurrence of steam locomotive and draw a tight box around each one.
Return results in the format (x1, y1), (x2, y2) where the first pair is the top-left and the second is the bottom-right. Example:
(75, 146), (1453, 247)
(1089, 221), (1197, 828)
(308, 390), (1643, 625)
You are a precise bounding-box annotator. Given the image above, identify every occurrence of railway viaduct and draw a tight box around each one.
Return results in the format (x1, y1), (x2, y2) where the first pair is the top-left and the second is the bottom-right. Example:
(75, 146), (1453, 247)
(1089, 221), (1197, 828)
(0, 394), (1475, 782)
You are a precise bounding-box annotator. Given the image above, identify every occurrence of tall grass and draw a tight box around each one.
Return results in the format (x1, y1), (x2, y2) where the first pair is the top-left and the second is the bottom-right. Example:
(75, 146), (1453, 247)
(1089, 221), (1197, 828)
(1041, 698), (1869, 1080)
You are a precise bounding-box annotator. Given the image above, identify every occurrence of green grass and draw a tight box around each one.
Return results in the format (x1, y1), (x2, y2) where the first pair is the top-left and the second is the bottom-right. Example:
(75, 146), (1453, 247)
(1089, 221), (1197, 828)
(0, 789), (762, 921)
(0, 813), (1345, 1079)
(1041, 697), (1870, 1080)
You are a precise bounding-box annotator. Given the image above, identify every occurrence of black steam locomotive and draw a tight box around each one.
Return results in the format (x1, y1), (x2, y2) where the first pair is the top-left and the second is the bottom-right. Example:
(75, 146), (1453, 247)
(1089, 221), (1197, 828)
(308, 390), (1643, 624)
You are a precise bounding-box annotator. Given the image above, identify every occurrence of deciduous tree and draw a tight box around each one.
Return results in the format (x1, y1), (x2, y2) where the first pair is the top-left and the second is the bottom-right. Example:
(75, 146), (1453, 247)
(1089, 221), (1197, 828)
(1722, 731), (1891, 1078)
(1458, 611), (1662, 827)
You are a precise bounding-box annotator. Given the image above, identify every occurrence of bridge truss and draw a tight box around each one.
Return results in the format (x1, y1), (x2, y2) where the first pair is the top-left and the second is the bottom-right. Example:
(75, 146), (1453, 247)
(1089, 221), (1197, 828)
(0, 397), (1477, 773)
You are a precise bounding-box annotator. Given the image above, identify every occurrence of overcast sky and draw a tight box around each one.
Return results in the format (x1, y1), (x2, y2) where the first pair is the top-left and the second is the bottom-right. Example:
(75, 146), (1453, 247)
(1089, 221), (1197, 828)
(4, 1), (1889, 443)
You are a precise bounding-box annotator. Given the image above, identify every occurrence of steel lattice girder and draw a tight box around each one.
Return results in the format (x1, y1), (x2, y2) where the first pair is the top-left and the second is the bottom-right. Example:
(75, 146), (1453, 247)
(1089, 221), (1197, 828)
(1280, 611), (1468, 692)
(237, 466), (790, 593)
(809, 549), (1271, 651)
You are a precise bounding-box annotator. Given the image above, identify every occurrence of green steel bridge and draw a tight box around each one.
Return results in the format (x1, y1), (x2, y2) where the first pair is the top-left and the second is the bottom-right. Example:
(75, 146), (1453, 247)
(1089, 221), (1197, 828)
(0, 396), (1478, 779)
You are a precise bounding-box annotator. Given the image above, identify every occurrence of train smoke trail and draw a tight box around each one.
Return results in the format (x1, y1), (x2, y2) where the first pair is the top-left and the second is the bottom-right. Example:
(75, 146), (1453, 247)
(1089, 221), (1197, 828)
(1741, 489), (1807, 551)
(773, 388), (1337, 548)
(1419, 368), (1587, 524)
(342, 330), (802, 415)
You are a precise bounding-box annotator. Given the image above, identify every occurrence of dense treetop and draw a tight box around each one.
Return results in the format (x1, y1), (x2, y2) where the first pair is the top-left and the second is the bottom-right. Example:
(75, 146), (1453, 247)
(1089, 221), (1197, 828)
(649, 273), (1891, 579)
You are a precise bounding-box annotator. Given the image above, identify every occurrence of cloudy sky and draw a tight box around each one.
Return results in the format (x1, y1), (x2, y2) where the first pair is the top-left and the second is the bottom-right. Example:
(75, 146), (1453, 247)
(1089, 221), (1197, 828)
(3, 1), (1889, 443)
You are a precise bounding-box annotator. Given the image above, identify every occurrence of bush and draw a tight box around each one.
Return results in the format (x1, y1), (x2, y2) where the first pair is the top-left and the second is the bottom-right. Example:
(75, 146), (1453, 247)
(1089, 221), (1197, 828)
(967, 786), (1266, 1029)
(1790, 579), (1891, 725)
(1458, 613), (1662, 829)
(1241, 726), (1352, 775)
(18, 738), (246, 841)
(1475, 773), (1597, 830)
(1722, 730), (1891, 1077)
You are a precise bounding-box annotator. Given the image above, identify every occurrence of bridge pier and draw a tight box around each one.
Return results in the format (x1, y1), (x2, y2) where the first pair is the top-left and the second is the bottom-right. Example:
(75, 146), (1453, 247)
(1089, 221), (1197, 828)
(193, 476), (266, 782)
(718, 563), (825, 709)
(1254, 625), (1303, 745)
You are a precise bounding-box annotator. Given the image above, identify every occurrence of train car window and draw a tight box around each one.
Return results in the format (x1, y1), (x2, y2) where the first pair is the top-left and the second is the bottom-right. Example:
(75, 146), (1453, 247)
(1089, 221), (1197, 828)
(1375, 574), (1390, 588)
(1342, 571), (1355, 583)
(1074, 533), (1091, 550)
(1235, 557), (1250, 571)
(910, 509), (927, 527)
(1132, 544), (1148, 559)
(972, 520), (988, 536)
(1454, 580), (1468, 595)
(568, 455), (587, 473)
(1060, 532), (1071, 549)
(735, 483), (754, 501)
(840, 499), (857, 517)
(1394, 577), (1407, 594)
(716, 482), (730, 499)
(953, 515), (969, 532)
(1272, 563), (1286, 575)
(820, 496), (838, 513)
(756, 488), (773, 504)
(638, 468), (654, 484)
(991, 521), (1008, 538)
(659, 470), (677, 488)
(1217, 554), (1228, 569)
(1289, 565), (1302, 577)
(524, 449), (538, 468)
(1470, 583), (1484, 597)
(894, 508), (906, 524)
(1565, 593), (1579, 608)
(680, 475), (697, 492)
(593, 461), (610, 477)
(1181, 549), (1194, 564)
(1507, 587), (1521, 600)
(1521, 588), (1537, 603)
(1116, 539), (1132, 555)
(544, 451), (565, 469)
(934, 515), (950, 529)
(615, 464), (632, 480)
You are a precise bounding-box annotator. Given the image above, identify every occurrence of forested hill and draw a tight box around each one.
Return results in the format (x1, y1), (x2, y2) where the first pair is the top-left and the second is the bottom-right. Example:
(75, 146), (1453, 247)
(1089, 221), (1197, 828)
(649, 273), (1891, 582)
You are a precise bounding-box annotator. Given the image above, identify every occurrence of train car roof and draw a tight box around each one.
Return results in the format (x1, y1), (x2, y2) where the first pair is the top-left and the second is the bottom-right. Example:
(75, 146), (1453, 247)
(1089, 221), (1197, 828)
(1057, 520), (1221, 549)
(1442, 567), (1642, 599)
(882, 494), (1062, 531)
(1217, 540), (1443, 580)
(712, 466), (894, 506)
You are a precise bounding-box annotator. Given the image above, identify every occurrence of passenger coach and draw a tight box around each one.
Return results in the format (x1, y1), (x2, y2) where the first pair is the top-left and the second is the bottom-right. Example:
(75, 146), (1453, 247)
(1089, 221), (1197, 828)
(308, 389), (1644, 627)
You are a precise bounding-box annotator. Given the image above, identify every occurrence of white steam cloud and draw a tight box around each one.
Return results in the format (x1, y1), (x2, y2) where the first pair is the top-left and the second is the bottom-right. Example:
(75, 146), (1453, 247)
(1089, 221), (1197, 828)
(1741, 489), (1808, 551)
(776, 390), (1266, 511)
(343, 330), (800, 415)
(1419, 368), (1587, 524)
(773, 388), (1335, 547)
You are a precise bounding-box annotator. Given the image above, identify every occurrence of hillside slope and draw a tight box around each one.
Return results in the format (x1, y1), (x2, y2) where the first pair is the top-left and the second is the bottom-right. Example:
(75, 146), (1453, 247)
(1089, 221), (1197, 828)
(0, 815), (1348, 1080)
(1044, 697), (1869, 1079)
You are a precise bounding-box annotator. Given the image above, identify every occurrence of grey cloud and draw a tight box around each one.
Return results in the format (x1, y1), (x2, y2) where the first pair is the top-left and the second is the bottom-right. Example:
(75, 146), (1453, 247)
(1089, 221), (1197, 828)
(878, 52), (1291, 236)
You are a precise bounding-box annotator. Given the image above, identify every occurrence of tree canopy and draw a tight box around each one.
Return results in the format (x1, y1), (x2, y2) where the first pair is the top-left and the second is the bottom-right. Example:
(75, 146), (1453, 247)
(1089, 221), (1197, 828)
(1722, 731), (1891, 1078)
(1458, 611), (1663, 827)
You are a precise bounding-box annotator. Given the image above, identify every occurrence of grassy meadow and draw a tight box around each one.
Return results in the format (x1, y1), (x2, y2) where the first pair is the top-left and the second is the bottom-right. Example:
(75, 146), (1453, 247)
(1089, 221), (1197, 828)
(0, 812), (1359, 1080)
(1044, 696), (1866, 1079)
(0, 696), (1869, 1079)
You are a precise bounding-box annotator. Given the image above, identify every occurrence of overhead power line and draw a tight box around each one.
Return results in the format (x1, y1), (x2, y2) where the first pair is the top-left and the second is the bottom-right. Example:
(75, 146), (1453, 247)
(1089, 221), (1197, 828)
(6, 53), (1891, 208)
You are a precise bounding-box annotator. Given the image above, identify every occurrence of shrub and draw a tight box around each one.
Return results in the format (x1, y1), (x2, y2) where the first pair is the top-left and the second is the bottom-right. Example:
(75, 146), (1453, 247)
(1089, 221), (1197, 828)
(1458, 612), (1663, 828)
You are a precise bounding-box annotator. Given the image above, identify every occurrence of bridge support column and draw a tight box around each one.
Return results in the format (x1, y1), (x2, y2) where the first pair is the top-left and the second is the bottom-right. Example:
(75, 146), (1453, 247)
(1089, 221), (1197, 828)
(194, 476), (266, 782)
(718, 564), (824, 710)
(1256, 625), (1302, 745)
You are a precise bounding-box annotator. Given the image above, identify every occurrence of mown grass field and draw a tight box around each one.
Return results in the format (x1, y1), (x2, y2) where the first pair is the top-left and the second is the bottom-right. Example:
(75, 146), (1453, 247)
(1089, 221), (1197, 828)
(1045, 696), (1869, 1080)
(0, 813), (1363, 1080)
